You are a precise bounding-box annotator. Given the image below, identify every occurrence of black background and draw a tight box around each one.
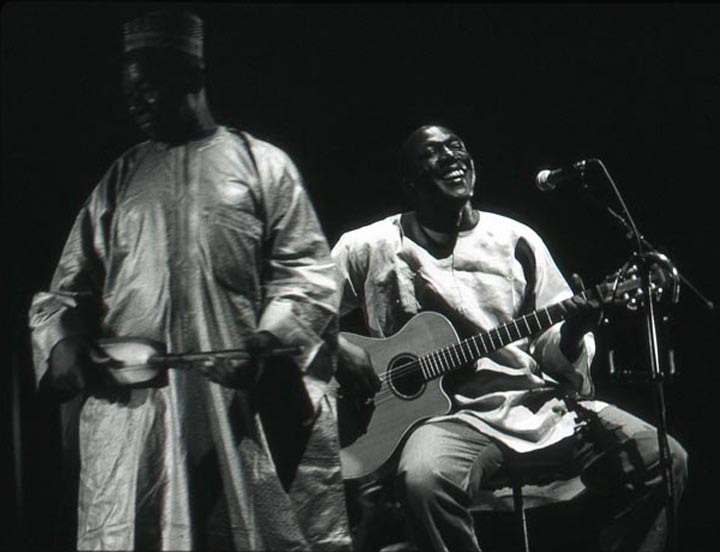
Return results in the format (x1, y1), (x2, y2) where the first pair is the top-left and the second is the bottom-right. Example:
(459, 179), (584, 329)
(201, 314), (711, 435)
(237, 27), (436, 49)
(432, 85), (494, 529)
(3, 2), (719, 550)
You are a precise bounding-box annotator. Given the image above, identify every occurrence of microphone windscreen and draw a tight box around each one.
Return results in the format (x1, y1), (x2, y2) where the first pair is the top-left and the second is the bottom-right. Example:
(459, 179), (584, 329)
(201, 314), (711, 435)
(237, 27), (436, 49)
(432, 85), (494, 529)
(535, 169), (554, 191)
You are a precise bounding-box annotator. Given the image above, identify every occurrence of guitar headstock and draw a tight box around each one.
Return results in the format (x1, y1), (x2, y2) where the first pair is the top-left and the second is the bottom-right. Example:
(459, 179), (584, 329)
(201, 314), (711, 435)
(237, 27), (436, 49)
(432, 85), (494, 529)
(596, 256), (680, 311)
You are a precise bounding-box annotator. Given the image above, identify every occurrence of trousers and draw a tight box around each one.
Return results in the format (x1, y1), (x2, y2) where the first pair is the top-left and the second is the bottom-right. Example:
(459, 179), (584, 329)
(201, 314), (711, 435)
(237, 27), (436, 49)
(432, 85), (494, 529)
(395, 405), (688, 552)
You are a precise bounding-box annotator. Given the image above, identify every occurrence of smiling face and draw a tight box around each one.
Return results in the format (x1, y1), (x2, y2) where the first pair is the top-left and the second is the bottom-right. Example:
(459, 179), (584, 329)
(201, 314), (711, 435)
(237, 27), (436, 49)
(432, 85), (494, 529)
(402, 126), (476, 208)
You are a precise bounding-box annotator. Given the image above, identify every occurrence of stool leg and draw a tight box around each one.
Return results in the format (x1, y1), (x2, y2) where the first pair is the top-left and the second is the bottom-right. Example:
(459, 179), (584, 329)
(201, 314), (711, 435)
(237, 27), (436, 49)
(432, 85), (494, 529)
(512, 484), (530, 552)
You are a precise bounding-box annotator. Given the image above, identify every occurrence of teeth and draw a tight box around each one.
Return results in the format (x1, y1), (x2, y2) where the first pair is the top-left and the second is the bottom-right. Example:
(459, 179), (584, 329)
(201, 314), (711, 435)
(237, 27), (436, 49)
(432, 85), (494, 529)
(444, 169), (464, 179)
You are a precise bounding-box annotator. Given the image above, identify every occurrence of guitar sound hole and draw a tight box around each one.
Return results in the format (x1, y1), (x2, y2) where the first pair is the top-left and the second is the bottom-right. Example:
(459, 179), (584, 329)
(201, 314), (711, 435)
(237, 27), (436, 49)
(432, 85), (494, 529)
(387, 353), (426, 400)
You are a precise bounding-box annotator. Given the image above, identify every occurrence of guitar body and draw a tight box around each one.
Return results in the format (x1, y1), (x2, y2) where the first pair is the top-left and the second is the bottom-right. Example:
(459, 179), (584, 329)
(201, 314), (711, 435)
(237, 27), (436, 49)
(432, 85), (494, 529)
(339, 311), (460, 480)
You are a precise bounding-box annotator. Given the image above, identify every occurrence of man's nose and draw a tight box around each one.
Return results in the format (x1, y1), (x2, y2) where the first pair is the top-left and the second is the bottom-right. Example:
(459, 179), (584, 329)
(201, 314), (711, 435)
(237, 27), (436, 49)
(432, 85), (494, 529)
(127, 90), (157, 112)
(437, 145), (456, 163)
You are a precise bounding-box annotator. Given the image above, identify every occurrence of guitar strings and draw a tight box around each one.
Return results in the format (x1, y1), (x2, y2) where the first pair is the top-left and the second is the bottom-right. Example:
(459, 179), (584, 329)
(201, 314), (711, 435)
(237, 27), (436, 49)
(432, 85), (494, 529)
(362, 270), (633, 391)
(363, 307), (563, 387)
(354, 321), (529, 388)
(334, 328), (519, 406)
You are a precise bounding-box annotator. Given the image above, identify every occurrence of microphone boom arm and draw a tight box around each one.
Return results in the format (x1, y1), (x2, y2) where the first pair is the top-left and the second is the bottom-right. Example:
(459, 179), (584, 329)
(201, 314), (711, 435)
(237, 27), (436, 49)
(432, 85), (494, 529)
(586, 159), (713, 310)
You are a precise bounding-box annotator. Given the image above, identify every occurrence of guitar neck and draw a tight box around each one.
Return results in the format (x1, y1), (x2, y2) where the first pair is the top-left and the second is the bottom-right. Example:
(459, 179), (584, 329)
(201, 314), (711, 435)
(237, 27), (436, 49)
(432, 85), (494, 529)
(416, 285), (603, 382)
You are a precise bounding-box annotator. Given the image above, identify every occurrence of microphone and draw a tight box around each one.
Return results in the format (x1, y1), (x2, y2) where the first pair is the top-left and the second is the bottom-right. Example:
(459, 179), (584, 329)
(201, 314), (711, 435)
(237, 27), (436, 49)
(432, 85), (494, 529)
(535, 160), (589, 192)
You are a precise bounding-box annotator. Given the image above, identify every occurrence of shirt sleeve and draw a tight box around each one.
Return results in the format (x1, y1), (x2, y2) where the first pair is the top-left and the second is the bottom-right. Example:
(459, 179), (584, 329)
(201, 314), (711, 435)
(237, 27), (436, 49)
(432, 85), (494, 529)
(330, 232), (364, 318)
(28, 161), (121, 387)
(252, 147), (339, 382)
(524, 229), (596, 398)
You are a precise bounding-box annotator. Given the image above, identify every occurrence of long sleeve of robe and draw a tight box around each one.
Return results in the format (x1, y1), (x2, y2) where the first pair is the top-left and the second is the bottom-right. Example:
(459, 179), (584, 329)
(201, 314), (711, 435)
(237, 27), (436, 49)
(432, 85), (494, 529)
(29, 127), (351, 551)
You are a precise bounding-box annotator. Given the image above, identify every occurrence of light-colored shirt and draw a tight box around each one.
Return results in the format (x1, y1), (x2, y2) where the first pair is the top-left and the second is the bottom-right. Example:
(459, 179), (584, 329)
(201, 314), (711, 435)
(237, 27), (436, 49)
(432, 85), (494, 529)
(332, 211), (606, 453)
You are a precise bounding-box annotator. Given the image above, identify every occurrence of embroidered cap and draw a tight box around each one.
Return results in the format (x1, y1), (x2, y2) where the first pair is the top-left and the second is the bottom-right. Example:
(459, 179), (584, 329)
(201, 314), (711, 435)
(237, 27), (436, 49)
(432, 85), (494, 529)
(123, 10), (204, 58)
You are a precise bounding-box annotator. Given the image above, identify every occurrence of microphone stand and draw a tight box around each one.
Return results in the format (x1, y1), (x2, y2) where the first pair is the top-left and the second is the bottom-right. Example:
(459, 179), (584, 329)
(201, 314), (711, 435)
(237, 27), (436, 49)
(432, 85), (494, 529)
(579, 158), (713, 551)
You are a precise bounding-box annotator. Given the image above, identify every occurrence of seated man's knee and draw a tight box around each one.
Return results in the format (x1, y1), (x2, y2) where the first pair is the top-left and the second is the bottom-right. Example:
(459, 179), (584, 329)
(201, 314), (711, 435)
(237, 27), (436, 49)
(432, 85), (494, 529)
(396, 454), (449, 508)
(582, 429), (688, 498)
(635, 431), (689, 492)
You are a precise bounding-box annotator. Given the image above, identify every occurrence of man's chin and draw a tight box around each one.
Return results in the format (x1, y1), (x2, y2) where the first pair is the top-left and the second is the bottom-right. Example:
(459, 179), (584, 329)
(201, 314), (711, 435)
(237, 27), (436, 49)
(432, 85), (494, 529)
(434, 178), (473, 198)
(439, 187), (473, 203)
(136, 119), (172, 140)
(137, 121), (158, 139)
(138, 126), (173, 143)
(432, 194), (472, 210)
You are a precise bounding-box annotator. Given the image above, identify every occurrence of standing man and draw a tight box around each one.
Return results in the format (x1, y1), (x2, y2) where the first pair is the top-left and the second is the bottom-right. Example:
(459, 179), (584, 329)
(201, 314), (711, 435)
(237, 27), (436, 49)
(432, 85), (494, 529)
(332, 125), (687, 551)
(29, 10), (351, 551)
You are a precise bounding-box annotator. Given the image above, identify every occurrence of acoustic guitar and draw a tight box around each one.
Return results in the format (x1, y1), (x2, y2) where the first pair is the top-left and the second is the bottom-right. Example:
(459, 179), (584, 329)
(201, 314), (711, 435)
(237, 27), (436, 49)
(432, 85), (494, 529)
(338, 266), (659, 480)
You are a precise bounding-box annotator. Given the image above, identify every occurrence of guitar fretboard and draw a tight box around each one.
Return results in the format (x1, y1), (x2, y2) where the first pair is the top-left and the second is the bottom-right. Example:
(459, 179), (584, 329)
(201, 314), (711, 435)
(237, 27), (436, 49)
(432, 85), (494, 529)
(416, 286), (602, 381)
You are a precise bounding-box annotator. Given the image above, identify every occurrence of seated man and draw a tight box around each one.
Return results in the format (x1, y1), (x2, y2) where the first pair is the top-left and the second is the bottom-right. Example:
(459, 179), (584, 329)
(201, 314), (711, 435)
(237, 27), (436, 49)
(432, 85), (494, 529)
(332, 125), (687, 552)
